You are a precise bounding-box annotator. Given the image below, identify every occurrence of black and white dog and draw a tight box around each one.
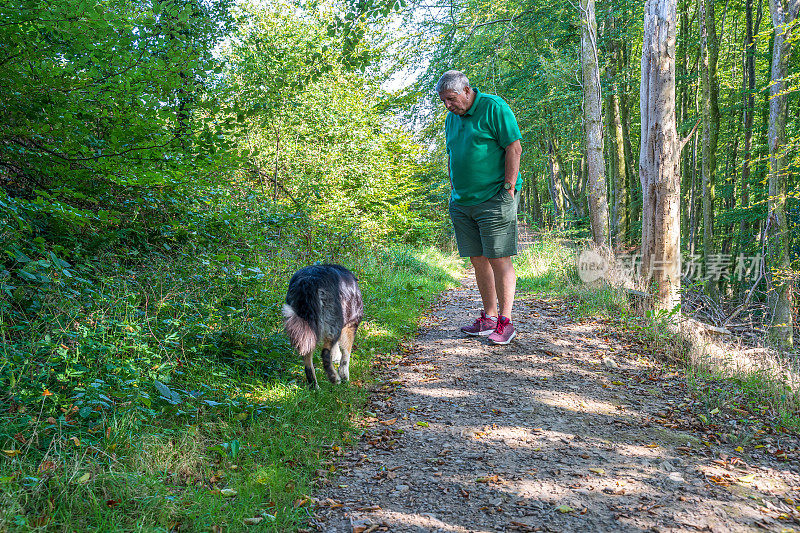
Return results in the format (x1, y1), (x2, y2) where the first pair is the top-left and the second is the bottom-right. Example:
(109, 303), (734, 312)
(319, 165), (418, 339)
(282, 265), (363, 389)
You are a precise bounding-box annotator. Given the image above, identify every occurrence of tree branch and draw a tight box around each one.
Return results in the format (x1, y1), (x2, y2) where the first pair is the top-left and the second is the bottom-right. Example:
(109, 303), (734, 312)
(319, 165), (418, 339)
(679, 118), (701, 153)
(251, 166), (304, 211)
(458, 9), (536, 30)
(12, 136), (179, 162)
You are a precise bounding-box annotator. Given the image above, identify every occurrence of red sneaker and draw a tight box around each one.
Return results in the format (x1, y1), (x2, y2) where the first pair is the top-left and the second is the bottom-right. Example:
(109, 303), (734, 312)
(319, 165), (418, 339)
(461, 311), (497, 336)
(488, 316), (516, 345)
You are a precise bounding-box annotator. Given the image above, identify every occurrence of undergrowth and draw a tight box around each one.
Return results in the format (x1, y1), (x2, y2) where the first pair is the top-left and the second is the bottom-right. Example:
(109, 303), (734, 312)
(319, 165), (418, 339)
(0, 187), (461, 531)
(514, 234), (800, 433)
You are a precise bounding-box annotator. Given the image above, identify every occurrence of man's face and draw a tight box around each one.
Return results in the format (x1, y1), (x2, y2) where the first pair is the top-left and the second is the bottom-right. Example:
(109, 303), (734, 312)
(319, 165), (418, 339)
(438, 88), (472, 115)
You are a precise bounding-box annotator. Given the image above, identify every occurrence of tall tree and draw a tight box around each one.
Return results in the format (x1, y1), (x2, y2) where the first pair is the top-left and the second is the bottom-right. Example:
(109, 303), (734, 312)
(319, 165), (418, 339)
(640, 0), (681, 311)
(739, 0), (764, 247)
(766, 0), (799, 346)
(581, 0), (610, 246)
(546, 138), (566, 224)
(700, 0), (721, 298)
(606, 24), (629, 248)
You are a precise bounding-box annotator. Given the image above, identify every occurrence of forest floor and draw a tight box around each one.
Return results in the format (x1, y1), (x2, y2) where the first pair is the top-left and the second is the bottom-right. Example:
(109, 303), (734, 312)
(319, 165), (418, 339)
(310, 268), (800, 532)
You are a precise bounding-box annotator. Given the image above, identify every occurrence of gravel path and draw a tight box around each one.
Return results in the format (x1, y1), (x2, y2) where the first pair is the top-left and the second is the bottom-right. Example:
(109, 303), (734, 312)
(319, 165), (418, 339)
(311, 272), (800, 532)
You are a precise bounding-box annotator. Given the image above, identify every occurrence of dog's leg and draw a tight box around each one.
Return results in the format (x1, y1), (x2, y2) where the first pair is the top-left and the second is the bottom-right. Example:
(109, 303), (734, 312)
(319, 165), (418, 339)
(302, 351), (319, 390)
(330, 342), (342, 365)
(337, 323), (358, 383)
(320, 338), (341, 385)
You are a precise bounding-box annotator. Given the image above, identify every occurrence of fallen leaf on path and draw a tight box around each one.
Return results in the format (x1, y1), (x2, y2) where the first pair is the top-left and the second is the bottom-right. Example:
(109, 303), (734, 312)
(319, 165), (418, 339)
(318, 498), (343, 509)
(555, 504), (575, 513)
(589, 468), (605, 474)
(476, 474), (500, 483)
(507, 521), (541, 532)
(706, 473), (731, 486)
(738, 474), (757, 483)
(349, 516), (375, 533)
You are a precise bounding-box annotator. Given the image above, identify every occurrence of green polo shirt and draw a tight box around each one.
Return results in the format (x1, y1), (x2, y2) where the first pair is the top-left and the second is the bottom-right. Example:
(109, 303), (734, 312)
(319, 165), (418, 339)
(445, 89), (522, 206)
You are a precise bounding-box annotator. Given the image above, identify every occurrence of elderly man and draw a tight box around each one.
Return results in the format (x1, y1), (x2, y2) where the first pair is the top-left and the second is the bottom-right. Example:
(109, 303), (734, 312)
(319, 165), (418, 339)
(437, 70), (522, 345)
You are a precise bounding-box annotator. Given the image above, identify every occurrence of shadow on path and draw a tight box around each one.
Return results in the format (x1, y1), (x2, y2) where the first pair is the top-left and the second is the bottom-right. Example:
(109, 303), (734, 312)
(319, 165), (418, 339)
(313, 256), (799, 533)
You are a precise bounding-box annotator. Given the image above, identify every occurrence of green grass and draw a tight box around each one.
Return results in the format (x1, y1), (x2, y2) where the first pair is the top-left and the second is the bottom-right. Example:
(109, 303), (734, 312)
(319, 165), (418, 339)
(515, 237), (627, 319)
(1, 222), (461, 532)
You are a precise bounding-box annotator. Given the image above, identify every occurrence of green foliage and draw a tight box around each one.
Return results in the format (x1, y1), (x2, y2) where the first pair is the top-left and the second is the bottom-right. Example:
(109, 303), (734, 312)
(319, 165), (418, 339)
(0, 1), (455, 528)
(1, 0), (234, 191)
(0, 182), (460, 529)
(220, 1), (446, 246)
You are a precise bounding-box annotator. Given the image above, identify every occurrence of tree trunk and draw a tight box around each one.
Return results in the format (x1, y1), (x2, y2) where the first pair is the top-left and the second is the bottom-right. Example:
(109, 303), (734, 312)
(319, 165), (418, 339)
(678, 0), (691, 243)
(766, 0), (799, 347)
(619, 38), (640, 229)
(620, 90), (639, 228)
(606, 94), (617, 238)
(581, 0), (610, 246)
(739, 0), (763, 241)
(547, 139), (565, 225)
(640, 0), (681, 311)
(530, 174), (544, 224)
(556, 150), (585, 218)
(700, 0), (720, 298)
(689, 133), (699, 256)
(608, 41), (628, 248)
(578, 155), (589, 216)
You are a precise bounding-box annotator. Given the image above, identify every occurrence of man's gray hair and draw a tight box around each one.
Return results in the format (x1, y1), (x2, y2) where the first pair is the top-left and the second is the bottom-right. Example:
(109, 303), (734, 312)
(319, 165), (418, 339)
(436, 70), (470, 94)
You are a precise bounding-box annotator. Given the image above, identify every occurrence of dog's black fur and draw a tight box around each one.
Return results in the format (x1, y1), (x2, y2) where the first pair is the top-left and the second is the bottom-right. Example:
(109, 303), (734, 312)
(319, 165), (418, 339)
(282, 264), (363, 389)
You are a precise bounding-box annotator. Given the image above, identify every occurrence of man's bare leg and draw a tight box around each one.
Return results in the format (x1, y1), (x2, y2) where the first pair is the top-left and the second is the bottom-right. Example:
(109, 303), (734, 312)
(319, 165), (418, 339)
(470, 256), (498, 317)
(488, 256), (516, 320)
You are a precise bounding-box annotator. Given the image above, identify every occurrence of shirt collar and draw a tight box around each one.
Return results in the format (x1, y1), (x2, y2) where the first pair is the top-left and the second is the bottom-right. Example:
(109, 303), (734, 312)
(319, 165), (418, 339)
(464, 88), (481, 116)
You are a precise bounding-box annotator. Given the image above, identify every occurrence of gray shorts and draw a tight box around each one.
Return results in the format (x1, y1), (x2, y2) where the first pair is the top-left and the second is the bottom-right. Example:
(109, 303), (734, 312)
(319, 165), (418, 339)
(449, 189), (519, 259)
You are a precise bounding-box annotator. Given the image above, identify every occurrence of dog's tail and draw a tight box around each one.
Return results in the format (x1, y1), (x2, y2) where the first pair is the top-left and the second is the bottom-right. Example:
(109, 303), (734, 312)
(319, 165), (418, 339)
(282, 303), (317, 356)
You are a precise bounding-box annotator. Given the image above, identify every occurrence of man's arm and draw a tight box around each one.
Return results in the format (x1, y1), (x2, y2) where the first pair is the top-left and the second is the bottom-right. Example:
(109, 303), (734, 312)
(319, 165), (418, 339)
(504, 139), (522, 197)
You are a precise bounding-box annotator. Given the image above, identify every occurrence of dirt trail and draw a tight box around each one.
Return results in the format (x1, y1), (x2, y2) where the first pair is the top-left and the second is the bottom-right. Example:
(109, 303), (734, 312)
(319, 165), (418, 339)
(312, 273), (800, 532)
